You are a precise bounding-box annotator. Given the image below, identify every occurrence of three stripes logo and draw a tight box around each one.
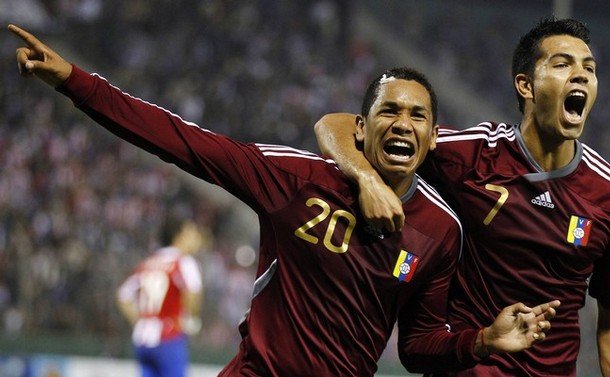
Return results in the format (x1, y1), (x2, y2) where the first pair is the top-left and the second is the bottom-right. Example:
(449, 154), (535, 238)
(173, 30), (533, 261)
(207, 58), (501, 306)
(531, 191), (555, 208)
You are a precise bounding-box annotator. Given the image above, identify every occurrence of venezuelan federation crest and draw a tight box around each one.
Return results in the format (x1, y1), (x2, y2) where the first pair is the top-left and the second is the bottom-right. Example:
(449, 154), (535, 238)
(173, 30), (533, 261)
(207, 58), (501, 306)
(566, 215), (592, 246)
(393, 250), (420, 282)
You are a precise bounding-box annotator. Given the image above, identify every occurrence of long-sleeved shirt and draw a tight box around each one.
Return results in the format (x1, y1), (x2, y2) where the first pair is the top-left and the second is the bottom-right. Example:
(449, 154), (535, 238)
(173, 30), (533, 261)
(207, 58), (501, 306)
(58, 65), (480, 376)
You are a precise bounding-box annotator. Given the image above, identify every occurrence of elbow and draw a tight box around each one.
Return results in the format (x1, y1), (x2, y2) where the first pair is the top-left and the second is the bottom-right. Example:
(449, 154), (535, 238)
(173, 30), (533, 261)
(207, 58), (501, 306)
(313, 115), (332, 155)
(313, 114), (331, 135)
(314, 113), (335, 131)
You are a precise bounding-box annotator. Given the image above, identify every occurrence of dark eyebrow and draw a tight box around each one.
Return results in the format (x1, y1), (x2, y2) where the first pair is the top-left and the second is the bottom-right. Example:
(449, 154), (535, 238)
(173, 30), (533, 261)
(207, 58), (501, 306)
(411, 105), (429, 114)
(379, 101), (400, 110)
(378, 101), (430, 117)
(550, 53), (596, 64)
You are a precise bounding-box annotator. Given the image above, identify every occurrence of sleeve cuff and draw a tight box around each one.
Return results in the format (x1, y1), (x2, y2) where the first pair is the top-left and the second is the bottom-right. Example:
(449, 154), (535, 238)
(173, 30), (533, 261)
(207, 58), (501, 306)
(56, 64), (97, 106)
(460, 327), (486, 365)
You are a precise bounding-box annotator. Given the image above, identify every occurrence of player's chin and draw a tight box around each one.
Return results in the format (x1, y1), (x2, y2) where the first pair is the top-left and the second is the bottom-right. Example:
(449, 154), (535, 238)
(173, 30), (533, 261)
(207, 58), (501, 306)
(384, 165), (416, 178)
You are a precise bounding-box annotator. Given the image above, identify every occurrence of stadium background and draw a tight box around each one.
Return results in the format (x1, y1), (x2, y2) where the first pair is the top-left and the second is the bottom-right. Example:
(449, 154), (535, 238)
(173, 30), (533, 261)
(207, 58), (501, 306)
(0, 0), (608, 376)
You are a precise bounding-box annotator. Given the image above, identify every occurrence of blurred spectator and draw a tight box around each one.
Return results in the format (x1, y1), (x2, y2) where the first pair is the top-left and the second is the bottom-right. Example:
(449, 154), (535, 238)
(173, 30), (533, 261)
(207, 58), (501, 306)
(117, 214), (204, 377)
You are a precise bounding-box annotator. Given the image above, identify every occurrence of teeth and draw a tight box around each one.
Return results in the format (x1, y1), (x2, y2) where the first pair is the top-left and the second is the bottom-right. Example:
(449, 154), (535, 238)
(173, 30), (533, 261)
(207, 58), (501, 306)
(387, 140), (410, 147)
(569, 91), (585, 97)
(384, 139), (414, 159)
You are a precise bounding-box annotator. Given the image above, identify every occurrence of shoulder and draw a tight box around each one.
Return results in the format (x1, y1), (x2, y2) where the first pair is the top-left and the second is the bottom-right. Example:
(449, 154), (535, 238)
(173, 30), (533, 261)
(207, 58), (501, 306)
(405, 176), (463, 261)
(437, 121), (517, 148)
(413, 175), (463, 239)
(581, 143), (610, 182)
(431, 122), (518, 169)
(254, 143), (338, 169)
(578, 143), (610, 208)
(253, 143), (349, 191)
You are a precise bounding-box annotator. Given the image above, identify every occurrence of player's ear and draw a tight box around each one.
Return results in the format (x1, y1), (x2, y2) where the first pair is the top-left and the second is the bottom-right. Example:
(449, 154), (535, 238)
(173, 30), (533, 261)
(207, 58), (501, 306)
(515, 73), (533, 101)
(428, 124), (439, 151)
(355, 115), (365, 143)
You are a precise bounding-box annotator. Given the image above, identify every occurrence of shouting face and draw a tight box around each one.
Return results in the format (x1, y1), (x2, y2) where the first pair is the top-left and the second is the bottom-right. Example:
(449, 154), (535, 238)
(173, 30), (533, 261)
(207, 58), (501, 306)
(526, 35), (597, 142)
(356, 78), (438, 195)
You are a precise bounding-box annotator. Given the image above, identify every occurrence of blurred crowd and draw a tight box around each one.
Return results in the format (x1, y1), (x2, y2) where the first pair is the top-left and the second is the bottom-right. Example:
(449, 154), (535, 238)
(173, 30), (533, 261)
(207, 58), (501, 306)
(0, 0), (609, 372)
(0, 0), (381, 361)
(368, 0), (610, 153)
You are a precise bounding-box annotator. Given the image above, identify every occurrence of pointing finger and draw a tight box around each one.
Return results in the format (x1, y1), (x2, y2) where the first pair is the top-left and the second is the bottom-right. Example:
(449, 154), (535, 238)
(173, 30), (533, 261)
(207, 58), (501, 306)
(8, 24), (45, 49)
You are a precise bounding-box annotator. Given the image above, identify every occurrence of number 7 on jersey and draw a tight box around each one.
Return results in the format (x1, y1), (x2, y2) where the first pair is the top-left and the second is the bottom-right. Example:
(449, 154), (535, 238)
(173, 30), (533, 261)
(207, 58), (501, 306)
(483, 184), (509, 225)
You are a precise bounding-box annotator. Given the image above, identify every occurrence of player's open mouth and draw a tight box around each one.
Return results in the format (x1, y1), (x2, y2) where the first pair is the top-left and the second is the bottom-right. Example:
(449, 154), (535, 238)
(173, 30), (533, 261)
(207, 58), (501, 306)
(384, 139), (414, 161)
(563, 90), (587, 122)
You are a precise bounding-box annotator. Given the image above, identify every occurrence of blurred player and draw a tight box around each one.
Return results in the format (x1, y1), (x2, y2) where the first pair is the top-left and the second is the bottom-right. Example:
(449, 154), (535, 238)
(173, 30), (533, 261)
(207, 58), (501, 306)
(315, 17), (610, 376)
(9, 25), (559, 376)
(117, 216), (204, 377)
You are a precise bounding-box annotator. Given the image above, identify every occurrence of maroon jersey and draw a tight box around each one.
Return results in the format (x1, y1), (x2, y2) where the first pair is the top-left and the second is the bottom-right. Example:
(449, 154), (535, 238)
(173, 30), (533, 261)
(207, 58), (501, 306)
(420, 122), (610, 376)
(58, 66), (481, 376)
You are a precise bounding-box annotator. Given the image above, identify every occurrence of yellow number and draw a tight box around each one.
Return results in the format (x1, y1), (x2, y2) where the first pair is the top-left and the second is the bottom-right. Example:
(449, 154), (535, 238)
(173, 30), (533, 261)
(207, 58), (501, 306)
(483, 184), (509, 225)
(294, 198), (331, 244)
(294, 198), (357, 254)
(323, 210), (356, 253)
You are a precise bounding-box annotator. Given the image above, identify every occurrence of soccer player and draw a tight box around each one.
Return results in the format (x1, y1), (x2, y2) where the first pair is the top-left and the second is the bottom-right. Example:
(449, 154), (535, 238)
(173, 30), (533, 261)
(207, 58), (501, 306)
(9, 24), (559, 376)
(117, 216), (204, 377)
(314, 17), (610, 376)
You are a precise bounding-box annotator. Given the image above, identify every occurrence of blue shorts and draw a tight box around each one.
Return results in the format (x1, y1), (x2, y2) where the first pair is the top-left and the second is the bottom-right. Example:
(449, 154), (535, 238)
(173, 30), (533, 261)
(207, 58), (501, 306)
(135, 335), (188, 377)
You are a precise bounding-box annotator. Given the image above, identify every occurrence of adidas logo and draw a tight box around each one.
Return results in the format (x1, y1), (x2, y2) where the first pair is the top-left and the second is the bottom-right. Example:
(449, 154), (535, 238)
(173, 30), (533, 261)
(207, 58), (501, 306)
(531, 191), (555, 208)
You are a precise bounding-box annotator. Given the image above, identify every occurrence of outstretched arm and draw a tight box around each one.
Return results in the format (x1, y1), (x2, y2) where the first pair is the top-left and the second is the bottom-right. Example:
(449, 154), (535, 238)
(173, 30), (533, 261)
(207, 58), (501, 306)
(314, 113), (404, 232)
(598, 301), (610, 376)
(9, 24), (299, 212)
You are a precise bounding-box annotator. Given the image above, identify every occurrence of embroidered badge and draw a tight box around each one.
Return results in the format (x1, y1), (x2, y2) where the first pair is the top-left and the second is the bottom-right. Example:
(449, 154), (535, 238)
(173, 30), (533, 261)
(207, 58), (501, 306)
(393, 250), (420, 282)
(566, 215), (592, 246)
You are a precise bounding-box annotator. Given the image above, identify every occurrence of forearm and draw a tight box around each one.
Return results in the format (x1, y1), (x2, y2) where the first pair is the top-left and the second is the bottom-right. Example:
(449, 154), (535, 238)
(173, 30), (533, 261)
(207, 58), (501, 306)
(181, 291), (203, 335)
(397, 248), (481, 373)
(399, 326), (481, 373)
(183, 291), (202, 317)
(315, 113), (405, 230)
(117, 300), (139, 325)
(57, 66), (203, 168)
(314, 113), (383, 185)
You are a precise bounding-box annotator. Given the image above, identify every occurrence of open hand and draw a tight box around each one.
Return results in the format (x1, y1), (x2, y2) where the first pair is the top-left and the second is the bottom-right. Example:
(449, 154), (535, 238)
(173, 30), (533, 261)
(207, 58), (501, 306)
(481, 300), (561, 355)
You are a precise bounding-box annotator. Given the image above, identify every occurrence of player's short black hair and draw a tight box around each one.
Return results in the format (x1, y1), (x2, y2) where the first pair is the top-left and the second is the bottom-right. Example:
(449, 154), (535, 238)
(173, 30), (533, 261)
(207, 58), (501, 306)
(160, 214), (186, 246)
(512, 17), (591, 113)
(361, 67), (438, 125)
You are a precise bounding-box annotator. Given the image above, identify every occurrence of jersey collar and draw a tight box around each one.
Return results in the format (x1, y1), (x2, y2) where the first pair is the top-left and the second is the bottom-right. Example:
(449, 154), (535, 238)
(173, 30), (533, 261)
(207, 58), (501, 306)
(514, 123), (583, 182)
(399, 174), (419, 204)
